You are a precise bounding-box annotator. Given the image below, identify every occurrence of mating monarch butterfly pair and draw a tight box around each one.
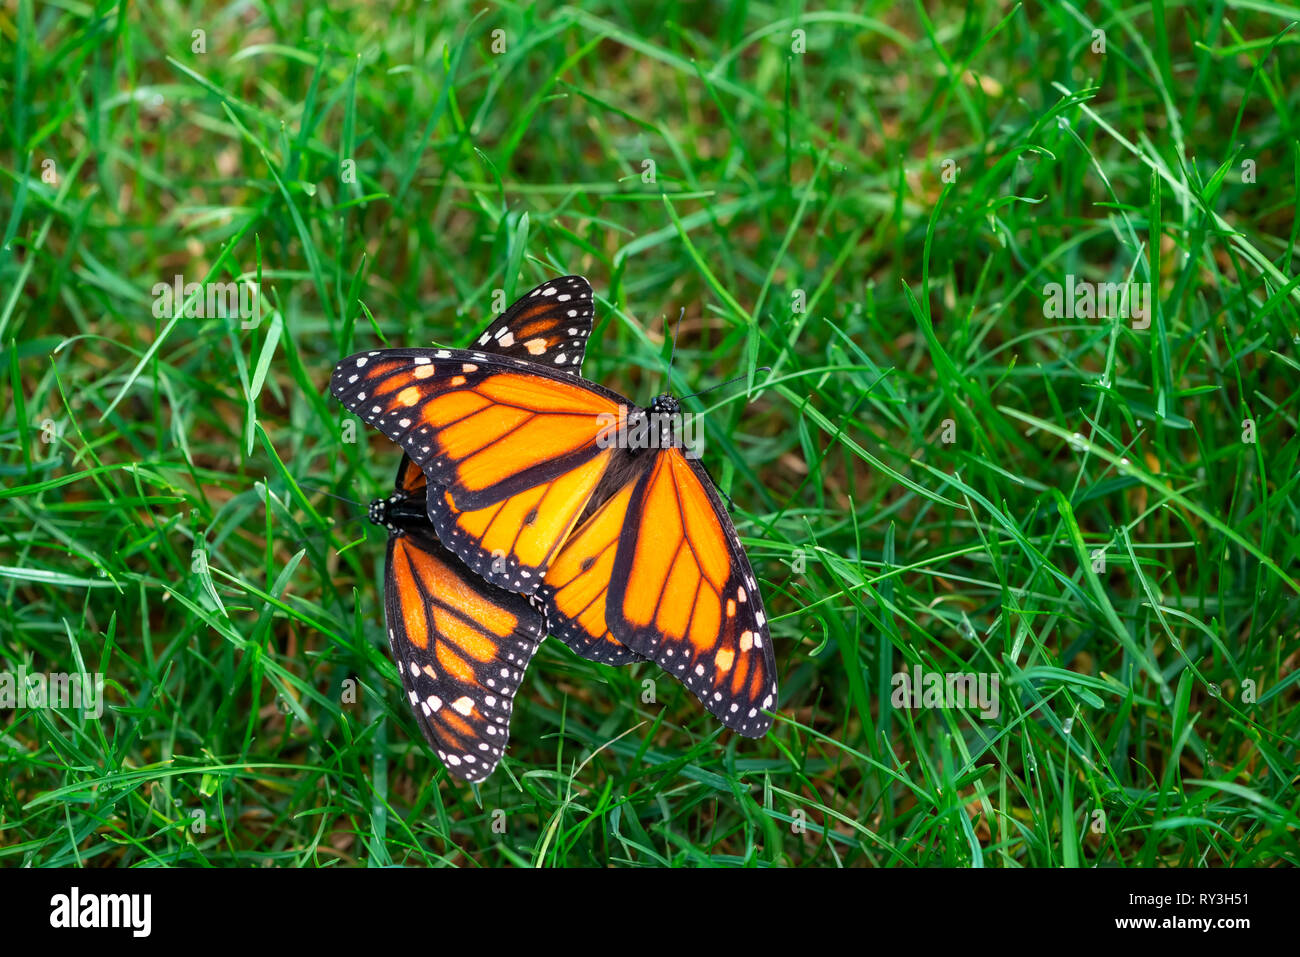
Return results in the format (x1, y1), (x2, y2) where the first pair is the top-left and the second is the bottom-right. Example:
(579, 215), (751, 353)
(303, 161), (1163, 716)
(330, 276), (777, 782)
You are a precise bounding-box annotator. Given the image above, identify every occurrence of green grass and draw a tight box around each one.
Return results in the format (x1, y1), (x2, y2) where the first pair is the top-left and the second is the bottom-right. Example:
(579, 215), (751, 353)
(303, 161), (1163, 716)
(2, 0), (1298, 867)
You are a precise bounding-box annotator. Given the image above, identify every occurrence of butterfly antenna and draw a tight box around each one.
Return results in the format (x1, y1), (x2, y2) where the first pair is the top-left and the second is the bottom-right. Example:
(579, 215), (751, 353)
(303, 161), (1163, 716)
(665, 307), (684, 393)
(680, 367), (771, 401)
(299, 484), (366, 510)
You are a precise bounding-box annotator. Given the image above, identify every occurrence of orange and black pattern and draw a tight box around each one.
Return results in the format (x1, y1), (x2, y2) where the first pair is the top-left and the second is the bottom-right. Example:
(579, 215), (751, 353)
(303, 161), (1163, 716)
(604, 448), (775, 735)
(537, 480), (647, 666)
(465, 274), (595, 368)
(331, 276), (778, 739)
(333, 351), (626, 589)
(374, 455), (545, 782)
(536, 440), (775, 735)
(351, 279), (640, 782)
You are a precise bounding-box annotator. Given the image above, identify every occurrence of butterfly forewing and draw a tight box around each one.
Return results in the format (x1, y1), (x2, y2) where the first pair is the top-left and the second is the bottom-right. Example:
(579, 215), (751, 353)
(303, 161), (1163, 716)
(466, 275), (595, 370)
(606, 449), (777, 736)
(331, 352), (626, 591)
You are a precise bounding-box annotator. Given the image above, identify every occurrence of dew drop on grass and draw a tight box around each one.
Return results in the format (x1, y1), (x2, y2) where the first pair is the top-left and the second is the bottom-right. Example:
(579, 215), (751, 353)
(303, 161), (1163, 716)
(1062, 717), (1074, 734)
(1069, 432), (1087, 451)
(1207, 683), (1221, 698)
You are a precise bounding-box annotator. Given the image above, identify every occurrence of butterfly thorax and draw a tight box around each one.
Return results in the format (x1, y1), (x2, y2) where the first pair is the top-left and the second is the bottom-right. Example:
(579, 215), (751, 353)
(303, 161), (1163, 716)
(368, 492), (428, 533)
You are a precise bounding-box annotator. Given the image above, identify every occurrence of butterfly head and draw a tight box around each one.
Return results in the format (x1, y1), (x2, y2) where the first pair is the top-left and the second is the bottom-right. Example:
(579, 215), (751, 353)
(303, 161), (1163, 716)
(369, 489), (428, 532)
(649, 393), (681, 416)
(636, 394), (681, 450)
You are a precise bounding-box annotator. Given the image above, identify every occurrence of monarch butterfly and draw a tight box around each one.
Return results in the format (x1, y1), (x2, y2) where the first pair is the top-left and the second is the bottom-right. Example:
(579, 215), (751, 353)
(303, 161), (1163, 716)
(360, 276), (636, 782)
(334, 275), (777, 749)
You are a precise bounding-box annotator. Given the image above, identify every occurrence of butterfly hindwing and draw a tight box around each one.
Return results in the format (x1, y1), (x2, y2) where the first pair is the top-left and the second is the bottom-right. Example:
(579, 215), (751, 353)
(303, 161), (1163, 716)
(536, 480), (645, 666)
(384, 516), (545, 782)
(425, 444), (616, 593)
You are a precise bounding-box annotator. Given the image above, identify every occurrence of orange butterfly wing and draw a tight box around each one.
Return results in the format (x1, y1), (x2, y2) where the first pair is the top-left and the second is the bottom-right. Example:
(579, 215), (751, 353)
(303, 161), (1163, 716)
(608, 449), (776, 735)
(465, 274), (595, 366)
(384, 513), (545, 782)
(541, 448), (777, 736)
(539, 481), (643, 665)
(333, 354), (625, 587)
(418, 276), (642, 666)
